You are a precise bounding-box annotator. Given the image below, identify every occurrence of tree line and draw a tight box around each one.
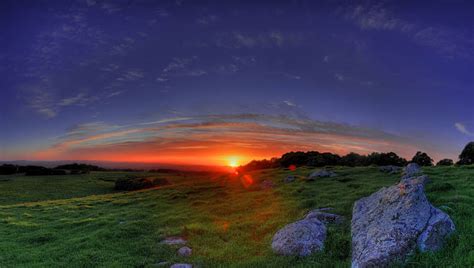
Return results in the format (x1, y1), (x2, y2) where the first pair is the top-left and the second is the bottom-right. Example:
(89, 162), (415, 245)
(238, 141), (474, 172)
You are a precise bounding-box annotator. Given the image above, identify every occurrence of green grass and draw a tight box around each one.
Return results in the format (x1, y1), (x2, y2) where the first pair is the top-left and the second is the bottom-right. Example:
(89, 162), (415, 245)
(0, 166), (472, 267)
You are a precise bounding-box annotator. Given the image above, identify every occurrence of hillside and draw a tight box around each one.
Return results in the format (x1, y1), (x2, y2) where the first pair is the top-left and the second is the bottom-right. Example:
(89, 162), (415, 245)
(0, 166), (473, 267)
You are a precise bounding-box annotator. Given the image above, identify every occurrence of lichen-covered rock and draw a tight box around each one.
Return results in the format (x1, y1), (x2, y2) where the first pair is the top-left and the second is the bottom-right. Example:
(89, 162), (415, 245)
(417, 207), (455, 252)
(351, 177), (455, 267)
(307, 169), (336, 181)
(402, 163), (422, 180)
(271, 218), (327, 256)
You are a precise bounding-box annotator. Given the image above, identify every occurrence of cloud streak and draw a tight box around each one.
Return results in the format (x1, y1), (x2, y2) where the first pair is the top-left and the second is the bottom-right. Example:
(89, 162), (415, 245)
(455, 122), (474, 136)
(27, 113), (421, 166)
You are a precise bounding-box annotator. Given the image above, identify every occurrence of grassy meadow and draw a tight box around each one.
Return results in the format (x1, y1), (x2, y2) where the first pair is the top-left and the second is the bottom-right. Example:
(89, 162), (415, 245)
(0, 166), (473, 267)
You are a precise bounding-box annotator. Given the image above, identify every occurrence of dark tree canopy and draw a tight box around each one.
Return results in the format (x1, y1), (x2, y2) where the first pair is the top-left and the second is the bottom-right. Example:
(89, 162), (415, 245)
(238, 150), (408, 172)
(458, 141), (474, 165)
(411, 151), (434, 166)
(436, 159), (454, 166)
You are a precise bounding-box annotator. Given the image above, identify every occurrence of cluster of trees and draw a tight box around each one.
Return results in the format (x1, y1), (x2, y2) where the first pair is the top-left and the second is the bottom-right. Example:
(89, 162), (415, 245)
(238, 141), (474, 172)
(0, 163), (105, 176)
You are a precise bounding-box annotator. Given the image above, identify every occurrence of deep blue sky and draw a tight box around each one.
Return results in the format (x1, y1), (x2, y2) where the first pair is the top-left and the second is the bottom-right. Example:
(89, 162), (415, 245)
(1, 0), (473, 165)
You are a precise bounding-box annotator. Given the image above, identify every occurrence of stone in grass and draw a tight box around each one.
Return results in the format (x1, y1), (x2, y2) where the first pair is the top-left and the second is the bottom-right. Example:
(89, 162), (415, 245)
(305, 209), (345, 225)
(161, 236), (187, 245)
(379, 165), (401, 174)
(307, 169), (336, 181)
(170, 264), (192, 268)
(283, 175), (296, 183)
(177, 246), (192, 257)
(260, 180), (275, 189)
(272, 218), (326, 256)
(271, 208), (343, 256)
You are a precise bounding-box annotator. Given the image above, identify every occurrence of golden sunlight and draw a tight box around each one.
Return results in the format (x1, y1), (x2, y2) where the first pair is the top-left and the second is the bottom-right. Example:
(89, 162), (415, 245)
(228, 156), (240, 167)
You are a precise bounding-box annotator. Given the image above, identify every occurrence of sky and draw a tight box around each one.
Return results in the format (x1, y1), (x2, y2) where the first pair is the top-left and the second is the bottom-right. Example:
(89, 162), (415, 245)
(1, 0), (473, 167)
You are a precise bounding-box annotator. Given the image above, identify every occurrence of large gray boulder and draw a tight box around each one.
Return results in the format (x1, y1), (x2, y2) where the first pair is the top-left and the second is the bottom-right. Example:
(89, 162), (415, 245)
(271, 217), (326, 256)
(351, 177), (455, 267)
(307, 169), (336, 181)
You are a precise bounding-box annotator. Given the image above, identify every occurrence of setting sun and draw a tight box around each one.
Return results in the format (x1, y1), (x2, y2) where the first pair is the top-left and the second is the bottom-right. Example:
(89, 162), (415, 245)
(228, 157), (240, 167)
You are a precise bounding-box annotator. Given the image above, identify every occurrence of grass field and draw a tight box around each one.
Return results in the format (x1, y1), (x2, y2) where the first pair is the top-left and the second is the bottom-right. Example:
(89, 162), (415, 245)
(0, 166), (473, 267)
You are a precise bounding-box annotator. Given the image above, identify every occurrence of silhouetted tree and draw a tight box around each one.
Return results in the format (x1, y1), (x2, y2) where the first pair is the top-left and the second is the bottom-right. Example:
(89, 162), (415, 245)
(436, 159), (454, 166)
(457, 142), (474, 165)
(340, 152), (367, 167)
(54, 163), (105, 171)
(411, 151), (434, 166)
(366, 152), (407, 166)
(280, 151), (309, 167)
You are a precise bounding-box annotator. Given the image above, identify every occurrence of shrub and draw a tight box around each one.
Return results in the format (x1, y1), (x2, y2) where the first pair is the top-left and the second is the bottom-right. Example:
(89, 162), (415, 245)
(436, 159), (454, 166)
(54, 163), (105, 172)
(24, 166), (67, 176)
(411, 151), (433, 166)
(458, 141), (474, 165)
(114, 176), (169, 191)
(0, 164), (18, 175)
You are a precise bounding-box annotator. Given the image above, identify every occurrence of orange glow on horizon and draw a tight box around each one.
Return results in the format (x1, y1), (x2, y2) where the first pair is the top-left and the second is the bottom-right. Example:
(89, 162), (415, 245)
(227, 156), (240, 167)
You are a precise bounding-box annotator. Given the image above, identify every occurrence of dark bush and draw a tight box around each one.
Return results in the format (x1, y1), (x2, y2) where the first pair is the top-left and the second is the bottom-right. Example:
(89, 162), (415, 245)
(54, 163), (105, 172)
(24, 166), (67, 176)
(458, 141), (474, 165)
(70, 169), (90, 175)
(0, 164), (18, 175)
(436, 159), (454, 166)
(411, 151), (434, 166)
(367, 152), (407, 166)
(114, 176), (169, 191)
(340, 152), (367, 167)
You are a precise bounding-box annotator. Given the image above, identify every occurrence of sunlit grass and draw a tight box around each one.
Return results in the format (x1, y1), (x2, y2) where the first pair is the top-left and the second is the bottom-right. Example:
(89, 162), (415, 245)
(0, 166), (472, 266)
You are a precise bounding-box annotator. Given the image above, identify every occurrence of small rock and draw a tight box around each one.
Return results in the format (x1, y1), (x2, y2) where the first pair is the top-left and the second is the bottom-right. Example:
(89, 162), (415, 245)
(271, 218), (326, 256)
(151, 261), (169, 267)
(379, 165), (401, 174)
(170, 264), (192, 268)
(260, 180), (275, 189)
(305, 210), (344, 224)
(177, 246), (192, 257)
(161, 236), (187, 245)
(283, 175), (296, 183)
(307, 169), (336, 181)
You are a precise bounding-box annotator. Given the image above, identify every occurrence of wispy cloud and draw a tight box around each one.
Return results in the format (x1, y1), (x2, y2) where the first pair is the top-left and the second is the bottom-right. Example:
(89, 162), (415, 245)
(196, 15), (218, 25)
(213, 31), (304, 49)
(344, 3), (472, 58)
(334, 73), (345, 81)
(455, 122), (474, 136)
